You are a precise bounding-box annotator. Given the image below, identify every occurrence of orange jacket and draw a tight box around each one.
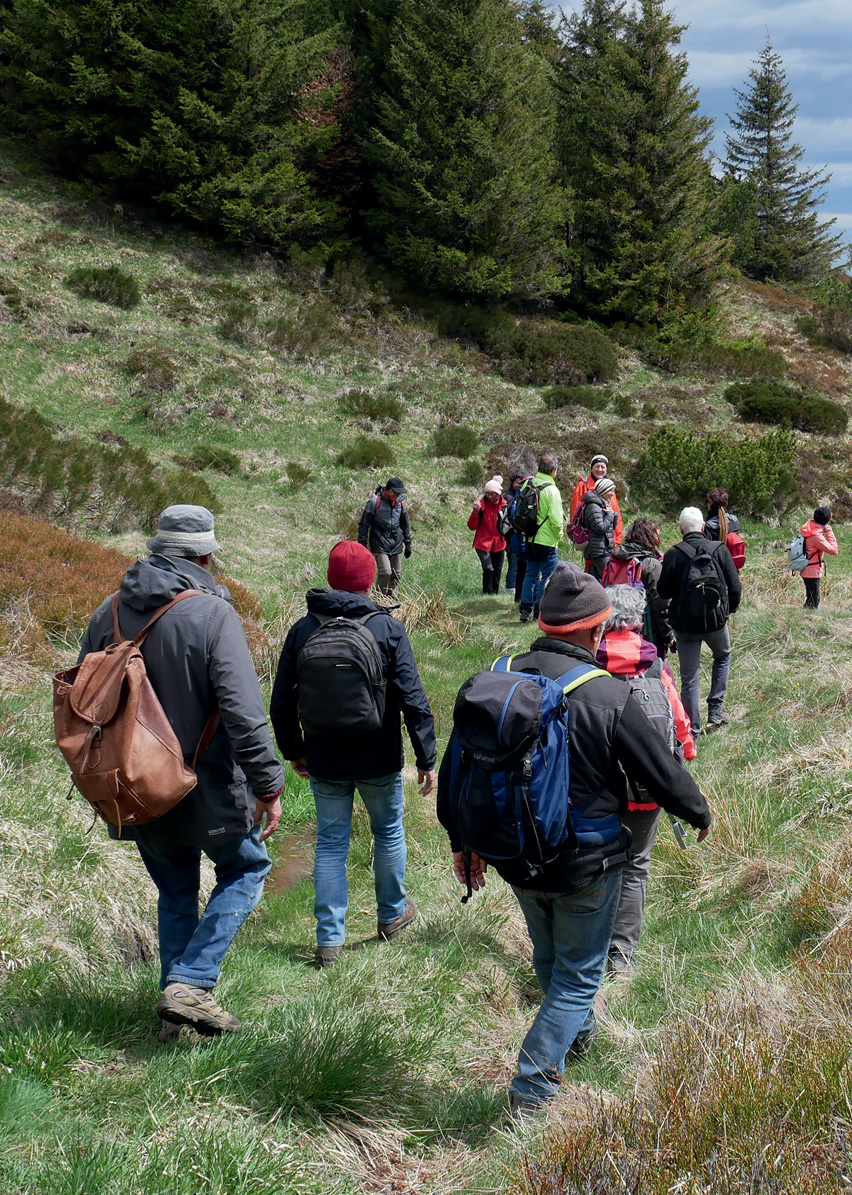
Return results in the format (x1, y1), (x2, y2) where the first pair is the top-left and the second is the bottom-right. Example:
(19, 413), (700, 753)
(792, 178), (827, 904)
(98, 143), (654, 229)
(800, 521), (837, 578)
(569, 474), (622, 545)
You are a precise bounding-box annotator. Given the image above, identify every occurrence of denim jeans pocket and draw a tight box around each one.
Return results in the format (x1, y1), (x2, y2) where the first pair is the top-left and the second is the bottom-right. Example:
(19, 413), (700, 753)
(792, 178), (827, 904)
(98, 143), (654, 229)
(553, 881), (609, 915)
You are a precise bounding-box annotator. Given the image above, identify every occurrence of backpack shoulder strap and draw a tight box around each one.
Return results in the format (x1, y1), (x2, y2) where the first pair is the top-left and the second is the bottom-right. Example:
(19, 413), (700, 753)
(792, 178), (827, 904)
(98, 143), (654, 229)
(112, 589), (206, 647)
(674, 542), (696, 559)
(554, 663), (610, 693)
(491, 654), (516, 672)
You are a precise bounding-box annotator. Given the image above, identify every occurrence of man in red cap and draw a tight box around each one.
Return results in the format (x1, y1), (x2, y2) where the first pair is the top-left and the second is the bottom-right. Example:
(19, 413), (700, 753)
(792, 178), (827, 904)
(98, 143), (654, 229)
(270, 541), (436, 967)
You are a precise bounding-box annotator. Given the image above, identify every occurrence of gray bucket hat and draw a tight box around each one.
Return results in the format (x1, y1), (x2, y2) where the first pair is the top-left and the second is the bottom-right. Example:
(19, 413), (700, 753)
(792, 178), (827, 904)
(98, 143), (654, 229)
(146, 505), (221, 557)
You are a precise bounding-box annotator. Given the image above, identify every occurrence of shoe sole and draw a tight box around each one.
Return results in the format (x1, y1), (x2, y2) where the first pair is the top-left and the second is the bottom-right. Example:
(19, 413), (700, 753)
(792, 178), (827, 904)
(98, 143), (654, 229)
(156, 996), (241, 1036)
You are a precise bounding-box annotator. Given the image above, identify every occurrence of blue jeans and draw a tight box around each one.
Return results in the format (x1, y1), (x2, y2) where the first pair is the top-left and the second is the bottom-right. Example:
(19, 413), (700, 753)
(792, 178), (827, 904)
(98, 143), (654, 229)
(310, 772), (407, 946)
(675, 624), (732, 733)
(520, 545), (559, 616)
(136, 826), (271, 990)
(509, 871), (622, 1105)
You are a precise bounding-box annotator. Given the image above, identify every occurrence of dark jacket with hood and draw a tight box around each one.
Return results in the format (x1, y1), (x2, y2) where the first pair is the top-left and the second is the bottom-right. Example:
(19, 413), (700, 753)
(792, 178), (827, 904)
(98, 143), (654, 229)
(658, 531), (742, 631)
(358, 488), (412, 556)
(582, 489), (617, 561)
(79, 555), (284, 846)
(270, 588), (436, 781)
(437, 638), (711, 892)
(608, 540), (673, 647)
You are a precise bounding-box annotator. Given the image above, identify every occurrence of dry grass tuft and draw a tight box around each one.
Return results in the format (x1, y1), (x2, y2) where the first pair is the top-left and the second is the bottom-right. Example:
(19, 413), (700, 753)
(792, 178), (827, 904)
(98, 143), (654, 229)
(397, 585), (472, 648)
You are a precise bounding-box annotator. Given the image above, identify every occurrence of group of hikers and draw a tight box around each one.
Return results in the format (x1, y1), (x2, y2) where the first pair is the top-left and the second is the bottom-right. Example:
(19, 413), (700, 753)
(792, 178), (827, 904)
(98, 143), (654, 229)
(56, 448), (840, 1120)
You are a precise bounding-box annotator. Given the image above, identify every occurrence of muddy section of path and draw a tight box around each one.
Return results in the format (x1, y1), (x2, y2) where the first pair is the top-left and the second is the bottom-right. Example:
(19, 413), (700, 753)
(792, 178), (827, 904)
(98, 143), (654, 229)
(267, 830), (313, 892)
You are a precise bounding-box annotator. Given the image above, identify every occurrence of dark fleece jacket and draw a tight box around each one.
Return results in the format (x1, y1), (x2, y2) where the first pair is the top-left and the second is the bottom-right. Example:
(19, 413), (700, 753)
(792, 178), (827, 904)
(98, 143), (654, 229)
(270, 588), (436, 781)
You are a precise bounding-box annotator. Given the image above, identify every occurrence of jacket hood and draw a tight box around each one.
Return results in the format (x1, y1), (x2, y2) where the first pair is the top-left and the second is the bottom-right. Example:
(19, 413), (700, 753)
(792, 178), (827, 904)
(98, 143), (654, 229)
(305, 588), (387, 618)
(583, 490), (606, 509)
(611, 541), (658, 562)
(801, 520), (825, 535)
(527, 637), (599, 667)
(120, 556), (229, 612)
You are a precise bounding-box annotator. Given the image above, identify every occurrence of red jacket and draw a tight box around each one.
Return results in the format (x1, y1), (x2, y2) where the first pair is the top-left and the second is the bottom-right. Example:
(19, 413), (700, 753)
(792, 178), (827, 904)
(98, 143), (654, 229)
(800, 520), (837, 578)
(597, 628), (696, 811)
(569, 474), (623, 545)
(468, 497), (507, 552)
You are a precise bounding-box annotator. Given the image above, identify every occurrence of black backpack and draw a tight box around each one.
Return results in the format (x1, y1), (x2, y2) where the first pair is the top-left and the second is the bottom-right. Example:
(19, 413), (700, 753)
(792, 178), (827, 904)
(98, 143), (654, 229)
(296, 611), (386, 735)
(511, 479), (553, 540)
(675, 541), (728, 633)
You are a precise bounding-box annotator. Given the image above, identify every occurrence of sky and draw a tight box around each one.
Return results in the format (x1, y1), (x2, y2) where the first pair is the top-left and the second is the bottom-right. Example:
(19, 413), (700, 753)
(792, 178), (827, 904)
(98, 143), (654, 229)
(554, 0), (852, 262)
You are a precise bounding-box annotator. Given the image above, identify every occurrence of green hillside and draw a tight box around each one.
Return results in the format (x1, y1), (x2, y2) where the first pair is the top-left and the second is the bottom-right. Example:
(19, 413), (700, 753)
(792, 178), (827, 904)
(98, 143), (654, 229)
(2, 150), (852, 1193)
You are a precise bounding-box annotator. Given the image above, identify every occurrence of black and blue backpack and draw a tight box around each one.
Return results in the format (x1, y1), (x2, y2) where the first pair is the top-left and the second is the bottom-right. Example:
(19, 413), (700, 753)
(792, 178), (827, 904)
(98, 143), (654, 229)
(446, 655), (613, 899)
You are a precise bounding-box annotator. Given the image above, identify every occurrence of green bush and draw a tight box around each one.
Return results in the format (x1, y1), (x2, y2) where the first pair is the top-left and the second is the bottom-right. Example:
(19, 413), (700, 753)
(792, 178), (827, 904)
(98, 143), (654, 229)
(337, 435), (396, 470)
(430, 425), (480, 458)
(0, 395), (220, 532)
(726, 380), (848, 435)
(796, 308), (852, 355)
(286, 461), (313, 491)
(624, 325), (788, 378)
(458, 458), (484, 485)
(612, 393), (634, 418)
(65, 265), (140, 309)
(123, 349), (179, 391)
(632, 425), (797, 516)
(340, 389), (405, 422)
(182, 445), (241, 474)
(541, 385), (610, 412)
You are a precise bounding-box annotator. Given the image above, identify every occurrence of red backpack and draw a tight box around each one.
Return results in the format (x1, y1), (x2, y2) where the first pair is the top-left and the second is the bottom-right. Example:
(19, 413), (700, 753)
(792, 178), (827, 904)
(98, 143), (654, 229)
(601, 556), (644, 588)
(725, 531), (746, 571)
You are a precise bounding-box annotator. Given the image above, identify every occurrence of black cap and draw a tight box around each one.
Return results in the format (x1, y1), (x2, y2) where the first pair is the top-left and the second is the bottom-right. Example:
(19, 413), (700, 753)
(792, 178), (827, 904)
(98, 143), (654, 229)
(385, 477), (407, 494)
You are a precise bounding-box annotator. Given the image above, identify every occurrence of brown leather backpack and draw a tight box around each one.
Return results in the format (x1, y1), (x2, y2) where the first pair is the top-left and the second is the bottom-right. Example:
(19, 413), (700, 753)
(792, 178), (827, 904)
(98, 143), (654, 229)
(53, 591), (219, 835)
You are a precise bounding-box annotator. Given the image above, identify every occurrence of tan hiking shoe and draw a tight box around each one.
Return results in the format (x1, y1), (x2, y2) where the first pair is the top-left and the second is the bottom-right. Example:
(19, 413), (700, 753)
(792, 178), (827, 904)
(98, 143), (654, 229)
(156, 983), (242, 1036)
(377, 896), (418, 941)
(314, 945), (343, 968)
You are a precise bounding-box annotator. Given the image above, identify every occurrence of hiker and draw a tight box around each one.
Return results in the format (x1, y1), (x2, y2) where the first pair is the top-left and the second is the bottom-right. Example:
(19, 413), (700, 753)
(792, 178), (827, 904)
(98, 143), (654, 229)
(704, 487), (746, 571)
(504, 468), (533, 602)
(596, 585), (696, 972)
(77, 505), (285, 1038)
(658, 507), (741, 737)
(357, 477), (412, 602)
(569, 454), (623, 545)
(582, 477), (618, 580)
(799, 506), (838, 609)
(437, 563), (711, 1116)
(270, 541), (437, 967)
(467, 475), (508, 595)
(605, 517), (674, 658)
(518, 452), (564, 624)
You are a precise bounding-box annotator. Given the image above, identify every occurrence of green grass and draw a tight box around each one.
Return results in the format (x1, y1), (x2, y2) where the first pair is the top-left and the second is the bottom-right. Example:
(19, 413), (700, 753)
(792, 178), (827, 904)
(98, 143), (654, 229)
(3, 143), (852, 1190)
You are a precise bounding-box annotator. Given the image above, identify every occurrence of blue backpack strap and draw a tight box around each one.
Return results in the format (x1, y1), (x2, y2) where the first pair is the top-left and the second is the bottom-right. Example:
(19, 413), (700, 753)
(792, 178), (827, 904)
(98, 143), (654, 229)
(554, 663), (610, 694)
(491, 655), (516, 672)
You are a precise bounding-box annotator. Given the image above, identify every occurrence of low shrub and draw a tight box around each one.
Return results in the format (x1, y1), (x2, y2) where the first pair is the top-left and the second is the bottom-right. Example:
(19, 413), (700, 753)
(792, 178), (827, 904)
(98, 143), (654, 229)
(122, 349), (179, 391)
(216, 298), (257, 344)
(0, 394), (220, 533)
(541, 386), (610, 412)
(632, 425), (797, 516)
(458, 458), (485, 485)
(796, 307), (852, 355)
(626, 325), (789, 378)
(339, 389), (404, 422)
(286, 461), (313, 490)
(65, 265), (140, 309)
(430, 425), (480, 458)
(337, 435), (396, 469)
(182, 445), (241, 474)
(611, 393), (633, 418)
(726, 380), (848, 436)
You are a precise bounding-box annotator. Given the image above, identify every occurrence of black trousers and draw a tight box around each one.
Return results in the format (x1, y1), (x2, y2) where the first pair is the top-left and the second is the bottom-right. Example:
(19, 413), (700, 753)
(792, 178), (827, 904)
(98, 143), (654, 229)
(475, 548), (505, 594)
(803, 577), (821, 608)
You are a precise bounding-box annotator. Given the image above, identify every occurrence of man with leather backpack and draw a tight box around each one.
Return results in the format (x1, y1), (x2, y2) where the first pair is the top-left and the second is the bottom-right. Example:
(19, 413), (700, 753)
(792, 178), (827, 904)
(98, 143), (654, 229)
(658, 506), (742, 737)
(77, 505), (284, 1038)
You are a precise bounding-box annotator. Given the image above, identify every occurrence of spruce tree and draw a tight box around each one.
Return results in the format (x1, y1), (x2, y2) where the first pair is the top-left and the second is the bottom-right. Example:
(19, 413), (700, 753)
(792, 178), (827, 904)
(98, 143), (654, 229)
(360, 0), (567, 300)
(723, 40), (845, 282)
(0, 0), (342, 247)
(558, 0), (724, 324)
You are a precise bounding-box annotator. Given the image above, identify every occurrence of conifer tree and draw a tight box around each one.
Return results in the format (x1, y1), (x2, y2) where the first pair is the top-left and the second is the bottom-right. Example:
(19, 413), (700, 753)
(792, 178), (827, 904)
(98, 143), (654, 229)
(558, 0), (724, 324)
(723, 40), (845, 282)
(360, 0), (567, 300)
(0, 0), (342, 247)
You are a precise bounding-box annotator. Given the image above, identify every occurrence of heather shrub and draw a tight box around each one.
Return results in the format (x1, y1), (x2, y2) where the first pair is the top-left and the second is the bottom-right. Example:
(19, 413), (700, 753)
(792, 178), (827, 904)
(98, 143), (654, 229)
(182, 445), (241, 474)
(286, 461), (313, 491)
(123, 349), (179, 391)
(796, 307), (852, 355)
(632, 426), (797, 516)
(612, 393), (634, 418)
(430, 425), (480, 458)
(65, 265), (140, 309)
(458, 458), (485, 485)
(337, 436), (396, 469)
(339, 389), (405, 422)
(541, 386), (610, 412)
(726, 380), (848, 435)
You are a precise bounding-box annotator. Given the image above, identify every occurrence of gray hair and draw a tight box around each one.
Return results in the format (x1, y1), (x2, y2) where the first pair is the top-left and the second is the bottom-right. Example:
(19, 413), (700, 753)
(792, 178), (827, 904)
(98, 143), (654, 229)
(679, 506), (704, 534)
(602, 584), (647, 632)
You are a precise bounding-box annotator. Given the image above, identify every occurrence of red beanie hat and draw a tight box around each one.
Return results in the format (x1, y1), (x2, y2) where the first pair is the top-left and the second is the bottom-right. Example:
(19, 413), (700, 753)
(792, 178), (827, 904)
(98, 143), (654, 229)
(327, 540), (377, 593)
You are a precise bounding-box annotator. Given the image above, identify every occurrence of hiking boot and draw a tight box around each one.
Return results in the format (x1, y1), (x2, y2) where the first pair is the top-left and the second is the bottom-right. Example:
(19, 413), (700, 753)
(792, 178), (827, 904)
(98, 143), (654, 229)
(377, 896), (418, 941)
(508, 1090), (547, 1125)
(706, 712), (731, 731)
(314, 945), (343, 969)
(519, 612), (532, 623)
(156, 983), (242, 1036)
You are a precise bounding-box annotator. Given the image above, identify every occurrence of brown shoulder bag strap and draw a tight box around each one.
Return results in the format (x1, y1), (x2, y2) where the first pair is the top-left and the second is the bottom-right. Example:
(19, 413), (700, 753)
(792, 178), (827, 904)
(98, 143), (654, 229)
(110, 588), (221, 765)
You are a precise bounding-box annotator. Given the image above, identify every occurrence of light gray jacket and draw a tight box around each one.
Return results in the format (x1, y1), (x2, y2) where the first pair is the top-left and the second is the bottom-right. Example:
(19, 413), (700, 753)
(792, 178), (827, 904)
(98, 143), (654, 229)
(79, 555), (284, 845)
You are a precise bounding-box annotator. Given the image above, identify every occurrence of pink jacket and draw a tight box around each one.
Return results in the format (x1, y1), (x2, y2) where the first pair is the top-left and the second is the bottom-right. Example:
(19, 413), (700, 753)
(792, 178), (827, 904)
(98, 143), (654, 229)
(468, 497), (507, 552)
(800, 520), (838, 578)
